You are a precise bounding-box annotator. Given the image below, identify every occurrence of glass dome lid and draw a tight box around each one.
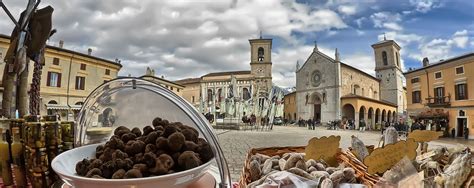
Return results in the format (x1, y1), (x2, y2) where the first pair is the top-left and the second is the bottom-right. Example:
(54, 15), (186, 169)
(75, 77), (231, 187)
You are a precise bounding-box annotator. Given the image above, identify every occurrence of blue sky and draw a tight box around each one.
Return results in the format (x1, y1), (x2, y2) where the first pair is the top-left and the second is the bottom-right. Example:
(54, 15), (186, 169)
(0, 0), (473, 87)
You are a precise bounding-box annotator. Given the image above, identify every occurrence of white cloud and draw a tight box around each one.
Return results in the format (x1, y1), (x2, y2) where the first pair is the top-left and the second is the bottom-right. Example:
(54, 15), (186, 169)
(0, 0), (349, 87)
(341, 53), (375, 76)
(370, 12), (403, 31)
(356, 30), (365, 36)
(409, 0), (442, 13)
(338, 5), (357, 15)
(354, 17), (366, 28)
(409, 30), (471, 62)
(383, 22), (403, 31)
(452, 30), (469, 48)
(377, 31), (423, 47)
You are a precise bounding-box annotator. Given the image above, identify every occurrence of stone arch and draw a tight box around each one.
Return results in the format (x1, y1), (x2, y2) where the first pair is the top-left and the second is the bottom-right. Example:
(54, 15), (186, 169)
(392, 111), (397, 122)
(342, 104), (355, 121)
(375, 108), (381, 124)
(310, 92), (322, 120)
(387, 110), (392, 122)
(368, 107), (374, 128)
(48, 100), (58, 104)
(382, 109), (386, 122)
(359, 106), (366, 123)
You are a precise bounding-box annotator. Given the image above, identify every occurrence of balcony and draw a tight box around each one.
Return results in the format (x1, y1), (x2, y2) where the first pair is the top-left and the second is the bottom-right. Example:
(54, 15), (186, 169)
(426, 95), (451, 107)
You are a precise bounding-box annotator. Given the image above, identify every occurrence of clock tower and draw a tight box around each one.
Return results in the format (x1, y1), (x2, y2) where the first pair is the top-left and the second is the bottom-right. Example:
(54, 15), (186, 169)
(249, 37), (273, 96)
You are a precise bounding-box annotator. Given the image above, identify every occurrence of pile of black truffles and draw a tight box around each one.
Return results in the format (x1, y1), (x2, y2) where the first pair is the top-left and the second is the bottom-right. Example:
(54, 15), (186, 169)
(76, 117), (214, 179)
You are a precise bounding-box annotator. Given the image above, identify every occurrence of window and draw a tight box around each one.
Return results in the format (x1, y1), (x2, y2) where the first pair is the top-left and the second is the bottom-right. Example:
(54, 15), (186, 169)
(382, 51), (388, 65)
(411, 77), (420, 83)
(105, 69), (110, 75)
(177, 88), (180, 92)
(412, 91), (421, 103)
(75, 76), (85, 90)
(455, 84), (468, 100)
(192, 96), (195, 103)
(434, 72), (442, 79)
(456, 66), (464, 75)
(258, 47), (264, 61)
(170, 87), (173, 91)
(47, 72), (61, 87)
(434, 87), (445, 103)
(396, 52), (400, 67)
(53, 58), (60, 65)
(80, 63), (86, 70)
(0, 52), (2, 60)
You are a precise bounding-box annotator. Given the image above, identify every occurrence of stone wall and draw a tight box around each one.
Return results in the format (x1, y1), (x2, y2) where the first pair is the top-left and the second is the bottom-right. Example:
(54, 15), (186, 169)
(341, 65), (380, 100)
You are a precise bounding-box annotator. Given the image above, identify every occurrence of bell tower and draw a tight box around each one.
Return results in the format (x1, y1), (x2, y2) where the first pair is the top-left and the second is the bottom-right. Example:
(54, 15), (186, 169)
(372, 38), (404, 114)
(249, 36), (272, 94)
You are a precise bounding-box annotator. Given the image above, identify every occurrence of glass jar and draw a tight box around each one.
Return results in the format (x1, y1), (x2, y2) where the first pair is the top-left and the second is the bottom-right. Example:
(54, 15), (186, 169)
(60, 121), (74, 143)
(29, 171), (52, 188)
(42, 115), (62, 147)
(25, 115), (45, 148)
(25, 147), (49, 173)
(10, 127), (27, 187)
(0, 126), (14, 186)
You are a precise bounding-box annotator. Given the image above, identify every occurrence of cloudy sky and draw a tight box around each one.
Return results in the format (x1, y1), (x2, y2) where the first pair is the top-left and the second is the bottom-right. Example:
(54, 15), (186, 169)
(1, 0), (473, 87)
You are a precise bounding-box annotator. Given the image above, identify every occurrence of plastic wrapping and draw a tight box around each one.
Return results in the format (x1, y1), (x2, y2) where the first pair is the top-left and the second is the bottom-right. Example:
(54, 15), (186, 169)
(375, 156), (422, 188)
(255, 171), (320, 188)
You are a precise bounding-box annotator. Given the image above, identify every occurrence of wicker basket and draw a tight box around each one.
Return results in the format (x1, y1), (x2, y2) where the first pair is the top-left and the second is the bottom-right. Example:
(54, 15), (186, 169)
(239, 146), (376, 188)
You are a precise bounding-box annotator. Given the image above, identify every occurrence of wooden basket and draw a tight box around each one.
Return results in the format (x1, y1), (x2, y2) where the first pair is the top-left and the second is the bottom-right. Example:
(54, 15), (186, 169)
(239, 146), (378, 188)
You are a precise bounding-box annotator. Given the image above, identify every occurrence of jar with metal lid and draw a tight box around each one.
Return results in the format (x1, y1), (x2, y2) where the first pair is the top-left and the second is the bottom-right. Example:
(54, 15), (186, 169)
(42, 115), (62, 147)
(60, 121), (74, 143)
(0, 127), (14, 186)
(25, 115), (45, 148)
(25, 146), (49, 173)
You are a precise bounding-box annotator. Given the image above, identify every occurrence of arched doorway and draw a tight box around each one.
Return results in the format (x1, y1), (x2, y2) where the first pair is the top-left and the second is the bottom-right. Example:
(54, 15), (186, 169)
(342, 104), (355, 121)
(368, 107), (374, 129)
(382, 109), (386, 122)
(311, 93), (322, 120)
(387, 110), (392, 123)
(375, 108), (380, 124)
(359, 106), (366, 123)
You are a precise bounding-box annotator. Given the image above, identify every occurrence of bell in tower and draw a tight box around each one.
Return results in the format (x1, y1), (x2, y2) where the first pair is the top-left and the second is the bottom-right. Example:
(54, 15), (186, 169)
(258, 47), (264, 61)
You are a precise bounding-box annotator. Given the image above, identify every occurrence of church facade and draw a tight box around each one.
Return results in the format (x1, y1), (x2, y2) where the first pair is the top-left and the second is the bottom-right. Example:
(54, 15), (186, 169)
(295, 39), (406, 128)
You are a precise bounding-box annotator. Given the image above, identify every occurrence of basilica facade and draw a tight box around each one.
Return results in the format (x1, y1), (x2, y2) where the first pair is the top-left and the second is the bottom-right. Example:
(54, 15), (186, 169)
(295, 39), (407, 128)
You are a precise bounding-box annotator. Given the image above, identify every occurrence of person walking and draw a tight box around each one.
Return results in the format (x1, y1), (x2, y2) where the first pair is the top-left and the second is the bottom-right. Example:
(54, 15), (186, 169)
(359, 119), (366, 132)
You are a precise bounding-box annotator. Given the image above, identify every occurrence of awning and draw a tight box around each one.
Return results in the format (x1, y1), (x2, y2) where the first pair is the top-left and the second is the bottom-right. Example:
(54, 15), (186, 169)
(46, 104), (82, 111)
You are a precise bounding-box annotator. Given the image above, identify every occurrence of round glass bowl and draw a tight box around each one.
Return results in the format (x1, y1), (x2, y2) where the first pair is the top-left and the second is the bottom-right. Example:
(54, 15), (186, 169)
(54, 77), (231, 187)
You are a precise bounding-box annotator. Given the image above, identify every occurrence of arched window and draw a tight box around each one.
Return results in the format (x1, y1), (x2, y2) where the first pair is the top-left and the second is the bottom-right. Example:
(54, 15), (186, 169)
(243, 88), (251, 100)
(48, 100), (58, 104)
(75, 102), (84, 106)
(258, 47), (264, 61)
(217, 89), (222, 102)
(396, 52), (400, 67)
(207, 89), (213, 102)
(382, 51), (388, 65)
(353, 85), (360, 95)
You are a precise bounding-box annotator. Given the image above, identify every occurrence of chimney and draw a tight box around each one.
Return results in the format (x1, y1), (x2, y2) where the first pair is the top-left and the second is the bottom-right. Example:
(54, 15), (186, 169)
(59, 40), (64, 48)
(161, 75), (164, 79)
(422, 57), (429, 67)
(87, 48), (92, 56)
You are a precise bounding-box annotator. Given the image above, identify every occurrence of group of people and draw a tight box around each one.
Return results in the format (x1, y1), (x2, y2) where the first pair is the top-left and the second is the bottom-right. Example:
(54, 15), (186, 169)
(297, 118), (320, 130)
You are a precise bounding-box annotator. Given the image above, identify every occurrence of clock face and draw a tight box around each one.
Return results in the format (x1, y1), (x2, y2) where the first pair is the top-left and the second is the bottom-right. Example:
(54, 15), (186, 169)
(258, 68), (263, 73)
(311, 70), (322, 87)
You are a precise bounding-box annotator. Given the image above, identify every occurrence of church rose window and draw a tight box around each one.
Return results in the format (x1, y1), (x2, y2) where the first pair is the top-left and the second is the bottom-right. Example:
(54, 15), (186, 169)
(311, 70), (322, 87)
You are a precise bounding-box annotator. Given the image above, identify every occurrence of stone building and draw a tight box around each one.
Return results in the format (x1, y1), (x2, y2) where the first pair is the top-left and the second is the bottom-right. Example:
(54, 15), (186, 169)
(405, 53), (474, 139)
(175, 37), (273, 118)
(0, 34), (122, 119)
(295, 39), (406, 128)
(283, 91), (297, 121)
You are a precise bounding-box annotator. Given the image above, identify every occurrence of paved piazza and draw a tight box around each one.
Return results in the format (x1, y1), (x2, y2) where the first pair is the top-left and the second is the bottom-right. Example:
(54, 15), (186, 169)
(214, 125), (474, 181)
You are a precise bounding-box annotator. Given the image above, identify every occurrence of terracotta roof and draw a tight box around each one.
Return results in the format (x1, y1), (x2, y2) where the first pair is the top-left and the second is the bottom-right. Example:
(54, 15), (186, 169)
(404, 52), (474, 75)
(174, 77), (201, 85)
(201, 70), (251, 78)
(0, 34), (122, 68)
(140, 75), (184, 88)
(341, 94), (397, 107)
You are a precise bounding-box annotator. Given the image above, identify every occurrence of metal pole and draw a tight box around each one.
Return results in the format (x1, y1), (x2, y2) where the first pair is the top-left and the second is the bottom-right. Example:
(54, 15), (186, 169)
(66, 53), (74, 121)
(0, 1), (19, 27)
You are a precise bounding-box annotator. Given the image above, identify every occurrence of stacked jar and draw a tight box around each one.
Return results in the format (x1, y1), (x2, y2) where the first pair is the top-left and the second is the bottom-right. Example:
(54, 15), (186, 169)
(24, 115), (52, 188)
(41, 115), (62, 183)
(60, 121), (74, 151)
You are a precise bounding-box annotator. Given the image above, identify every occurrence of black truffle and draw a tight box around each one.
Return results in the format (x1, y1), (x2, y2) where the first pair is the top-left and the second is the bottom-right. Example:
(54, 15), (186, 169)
(131, 127), (142, 137)
(111, 169), (126, 179)
(178, 151), (201, 170)
(142, 126), (154, 136)
(86, 168), (102, 178)
(76, 159), (91, 176)
(168, 132), (185, 151)
(124, 169), (143, 179)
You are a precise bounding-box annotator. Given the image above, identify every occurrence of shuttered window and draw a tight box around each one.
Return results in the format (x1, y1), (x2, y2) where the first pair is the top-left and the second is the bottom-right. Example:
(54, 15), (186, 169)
(47, 72), (61, 87)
